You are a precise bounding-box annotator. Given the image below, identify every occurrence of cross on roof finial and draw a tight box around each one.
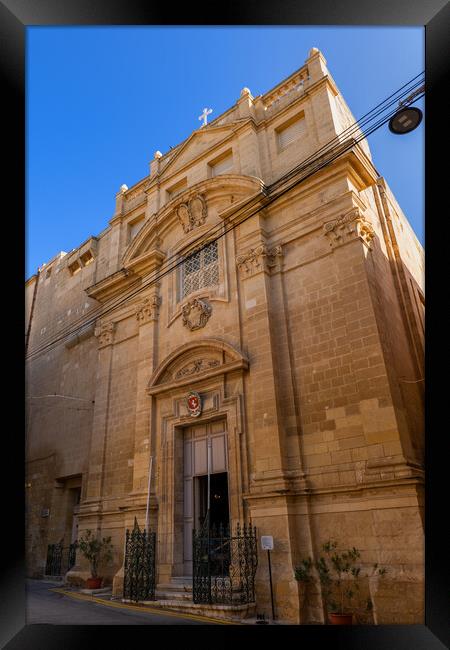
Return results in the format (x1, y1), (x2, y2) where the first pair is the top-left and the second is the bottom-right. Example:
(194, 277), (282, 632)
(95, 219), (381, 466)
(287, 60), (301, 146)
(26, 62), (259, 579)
(198, 107), (212, 127)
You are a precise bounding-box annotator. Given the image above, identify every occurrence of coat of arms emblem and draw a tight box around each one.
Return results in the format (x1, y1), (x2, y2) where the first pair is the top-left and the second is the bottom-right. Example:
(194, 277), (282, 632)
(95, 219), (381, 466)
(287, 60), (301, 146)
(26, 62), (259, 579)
(187, 391), (202, 417)
(182, 298), (212, 331)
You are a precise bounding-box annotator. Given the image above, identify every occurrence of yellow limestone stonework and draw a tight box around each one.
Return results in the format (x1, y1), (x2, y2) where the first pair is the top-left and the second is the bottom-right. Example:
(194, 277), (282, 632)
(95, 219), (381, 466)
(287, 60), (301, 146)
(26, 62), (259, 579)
(25, 48), (424, 624)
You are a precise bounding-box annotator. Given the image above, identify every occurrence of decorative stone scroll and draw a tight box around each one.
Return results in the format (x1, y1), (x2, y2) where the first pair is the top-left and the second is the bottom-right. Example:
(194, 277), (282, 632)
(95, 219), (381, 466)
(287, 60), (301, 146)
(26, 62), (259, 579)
(175, 358), (220, 380)
(135, 294), (161, 324)
(181, 298), (212, 331)
(323, 208), (375, 250)
(94, 321), (115, 348)
(236, 244), (283, 276)
(176, 194), (207, 234)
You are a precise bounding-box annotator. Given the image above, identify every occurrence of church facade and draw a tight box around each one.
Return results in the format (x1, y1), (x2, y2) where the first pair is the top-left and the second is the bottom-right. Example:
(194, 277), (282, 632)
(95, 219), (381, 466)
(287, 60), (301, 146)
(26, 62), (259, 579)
(25, 48), (425, 624)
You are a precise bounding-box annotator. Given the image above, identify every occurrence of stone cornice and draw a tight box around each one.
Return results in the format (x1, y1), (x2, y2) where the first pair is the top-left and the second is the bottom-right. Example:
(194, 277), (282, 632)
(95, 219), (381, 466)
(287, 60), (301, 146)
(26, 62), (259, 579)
(85, 268), (141, 303)
(124, 247), (166, 277)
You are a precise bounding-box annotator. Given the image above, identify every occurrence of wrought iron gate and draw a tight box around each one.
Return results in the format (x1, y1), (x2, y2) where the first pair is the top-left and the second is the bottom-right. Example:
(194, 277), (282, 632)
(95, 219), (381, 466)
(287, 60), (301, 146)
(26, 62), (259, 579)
(192, 520), (258, 604)
(45, 542), (77, 576)
(123, 518), (156, 602)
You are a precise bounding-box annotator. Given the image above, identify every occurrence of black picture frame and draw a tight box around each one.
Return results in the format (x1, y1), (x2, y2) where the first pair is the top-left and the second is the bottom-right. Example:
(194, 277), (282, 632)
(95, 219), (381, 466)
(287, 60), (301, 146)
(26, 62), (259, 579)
(6, 1), (448, 647)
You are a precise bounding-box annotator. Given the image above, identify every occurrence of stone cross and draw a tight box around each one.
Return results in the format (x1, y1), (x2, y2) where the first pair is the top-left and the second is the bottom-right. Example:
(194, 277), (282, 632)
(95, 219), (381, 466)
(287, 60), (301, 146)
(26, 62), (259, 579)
(198, 107), (212, 127)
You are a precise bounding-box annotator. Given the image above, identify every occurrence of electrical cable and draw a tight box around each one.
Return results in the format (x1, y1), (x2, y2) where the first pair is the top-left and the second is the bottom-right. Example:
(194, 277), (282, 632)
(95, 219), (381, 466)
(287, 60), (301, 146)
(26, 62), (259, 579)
(26, 84), (425, 362)
(26, 76), (424, 362)
(26, 74), (424, 359)
(26, 90), (423, 363)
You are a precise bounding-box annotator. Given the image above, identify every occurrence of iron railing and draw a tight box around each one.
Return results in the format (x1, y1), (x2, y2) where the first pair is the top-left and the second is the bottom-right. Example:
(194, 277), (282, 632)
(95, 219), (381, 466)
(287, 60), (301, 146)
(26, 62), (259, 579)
(192, 519), (258, 605)
(123, 518), (156, 602)
(45, 542), (77, 576)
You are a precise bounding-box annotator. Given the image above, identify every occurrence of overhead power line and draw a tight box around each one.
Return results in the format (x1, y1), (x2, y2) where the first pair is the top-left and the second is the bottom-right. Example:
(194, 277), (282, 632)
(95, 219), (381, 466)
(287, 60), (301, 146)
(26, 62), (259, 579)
(25, 73), (424, 363)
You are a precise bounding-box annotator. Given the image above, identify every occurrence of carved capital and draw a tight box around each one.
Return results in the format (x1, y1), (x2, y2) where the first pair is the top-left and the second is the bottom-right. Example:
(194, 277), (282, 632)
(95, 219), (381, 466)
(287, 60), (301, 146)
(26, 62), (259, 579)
(323, 208), (375, 250)
(236, 244), (283, 276)
(182, 298), (212, 331)
(94, 321), (115, 348)
(177, 194), (207, 234)
(135, 294), (161, 324)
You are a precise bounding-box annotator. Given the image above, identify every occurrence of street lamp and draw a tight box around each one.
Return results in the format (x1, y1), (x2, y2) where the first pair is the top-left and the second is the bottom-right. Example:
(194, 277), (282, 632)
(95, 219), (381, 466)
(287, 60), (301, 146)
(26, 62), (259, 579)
(389, 106), (423, 134)
(388, 83), (424, 135)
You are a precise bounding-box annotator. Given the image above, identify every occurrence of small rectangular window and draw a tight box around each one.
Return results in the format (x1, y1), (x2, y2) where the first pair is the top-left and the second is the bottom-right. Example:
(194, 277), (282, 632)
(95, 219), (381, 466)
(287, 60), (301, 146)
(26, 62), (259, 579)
(210, 153), (233, 177)
(80, 250), (94, 266)
(276, 115), (305, 150)
(167, 178), (187, 201)
(129, 217), (144, 241)
(68, 260), (82, 275)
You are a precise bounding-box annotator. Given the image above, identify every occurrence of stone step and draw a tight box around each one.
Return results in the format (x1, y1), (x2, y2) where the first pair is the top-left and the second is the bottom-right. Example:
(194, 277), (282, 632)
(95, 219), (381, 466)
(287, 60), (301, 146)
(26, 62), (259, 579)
(139, 598), (256, 622)
(157, 580), (192, 593)
(155, 590), (193, 601)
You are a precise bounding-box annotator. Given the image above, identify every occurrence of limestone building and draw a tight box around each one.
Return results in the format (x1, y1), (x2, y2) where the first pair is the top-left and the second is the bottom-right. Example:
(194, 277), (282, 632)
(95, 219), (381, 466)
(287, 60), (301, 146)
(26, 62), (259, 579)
(25, 48), (425, 624)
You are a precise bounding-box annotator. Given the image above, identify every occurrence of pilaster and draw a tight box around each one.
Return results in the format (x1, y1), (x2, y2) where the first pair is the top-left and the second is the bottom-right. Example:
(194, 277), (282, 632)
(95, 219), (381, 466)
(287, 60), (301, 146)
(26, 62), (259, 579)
(84, 320), (116, 504)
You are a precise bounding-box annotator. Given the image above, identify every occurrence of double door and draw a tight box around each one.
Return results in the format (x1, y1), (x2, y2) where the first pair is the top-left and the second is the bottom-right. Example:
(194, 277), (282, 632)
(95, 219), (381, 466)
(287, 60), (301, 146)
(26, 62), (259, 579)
(183, 419), (229, 575)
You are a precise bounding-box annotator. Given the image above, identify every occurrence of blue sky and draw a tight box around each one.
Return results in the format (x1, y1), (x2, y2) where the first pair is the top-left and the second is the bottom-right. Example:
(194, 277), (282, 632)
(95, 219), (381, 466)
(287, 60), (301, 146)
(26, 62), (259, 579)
(26, 26), (424, 278)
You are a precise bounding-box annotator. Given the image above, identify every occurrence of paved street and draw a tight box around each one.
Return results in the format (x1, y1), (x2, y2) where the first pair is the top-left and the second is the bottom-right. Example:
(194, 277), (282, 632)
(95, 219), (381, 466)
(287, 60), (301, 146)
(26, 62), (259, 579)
(26, 579), (216, 625)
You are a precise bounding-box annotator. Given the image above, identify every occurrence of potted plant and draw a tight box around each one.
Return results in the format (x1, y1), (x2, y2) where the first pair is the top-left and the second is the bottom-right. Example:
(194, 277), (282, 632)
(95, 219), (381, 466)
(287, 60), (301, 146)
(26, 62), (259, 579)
(293, 557), (313, 622)
(295, 540), (387, 625)
(78, 529), (113, 589)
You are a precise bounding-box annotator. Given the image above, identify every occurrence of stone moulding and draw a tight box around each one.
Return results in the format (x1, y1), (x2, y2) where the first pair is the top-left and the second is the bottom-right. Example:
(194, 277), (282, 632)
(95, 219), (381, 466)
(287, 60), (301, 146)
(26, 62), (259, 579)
(176, 194), (207, 234)
(181, 298), (212, 331)
(323, 207), (375, 249)
(135, 294), (161, 324)
(94, 321), (115, 347)
(175, 358), (221, 380)
(236, 244), (283, 276)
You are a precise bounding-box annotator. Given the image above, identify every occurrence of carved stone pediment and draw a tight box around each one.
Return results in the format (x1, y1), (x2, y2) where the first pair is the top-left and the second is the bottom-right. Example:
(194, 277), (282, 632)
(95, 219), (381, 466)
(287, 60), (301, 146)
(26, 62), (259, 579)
(323, 208), (375, 249)
(182, 298), (212, 330)
(177, 194), (207, 233)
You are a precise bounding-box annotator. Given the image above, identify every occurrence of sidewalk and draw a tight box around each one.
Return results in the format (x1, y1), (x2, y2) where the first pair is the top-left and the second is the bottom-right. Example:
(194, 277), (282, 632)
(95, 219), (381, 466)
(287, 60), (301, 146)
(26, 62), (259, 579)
(49, 587), (244, 625)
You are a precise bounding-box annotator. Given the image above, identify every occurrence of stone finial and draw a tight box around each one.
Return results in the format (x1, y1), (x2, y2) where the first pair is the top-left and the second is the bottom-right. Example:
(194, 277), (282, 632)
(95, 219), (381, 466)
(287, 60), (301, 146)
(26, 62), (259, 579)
(240, 87), (251, 97)
(120, 184), (128, 193)
(309, 47), (320, 57)
(154, 151), (162, 159)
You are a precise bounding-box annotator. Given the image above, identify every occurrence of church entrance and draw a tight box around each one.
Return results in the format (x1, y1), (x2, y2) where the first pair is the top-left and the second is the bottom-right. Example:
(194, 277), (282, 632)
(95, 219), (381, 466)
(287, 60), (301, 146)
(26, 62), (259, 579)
(182, 419), (228, 576)
(195, 473), (229, 532)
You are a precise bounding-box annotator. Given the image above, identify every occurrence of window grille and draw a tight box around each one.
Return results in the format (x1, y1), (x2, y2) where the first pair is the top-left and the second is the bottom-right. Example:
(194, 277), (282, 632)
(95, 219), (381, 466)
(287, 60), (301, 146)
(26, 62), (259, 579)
(277, 116), (305, 150)
(182, 241), (219, 298)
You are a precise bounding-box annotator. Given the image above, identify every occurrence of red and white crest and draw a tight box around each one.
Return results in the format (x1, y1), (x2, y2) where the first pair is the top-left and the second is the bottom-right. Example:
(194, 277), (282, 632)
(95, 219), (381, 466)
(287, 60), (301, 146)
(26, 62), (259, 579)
(186, 391), (202, 417)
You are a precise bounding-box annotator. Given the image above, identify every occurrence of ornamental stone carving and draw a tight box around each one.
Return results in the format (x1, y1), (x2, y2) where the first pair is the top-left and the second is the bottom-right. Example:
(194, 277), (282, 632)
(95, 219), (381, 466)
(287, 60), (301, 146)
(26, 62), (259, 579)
(94, 321), (115, 348)
(236, 244), (283, 276)
(176, 194), (207, 234)
(323, 208), (375, 249)
(182, 298), (212, 331)
(135, 294), (161, 324)
(175, 358), (220, 379)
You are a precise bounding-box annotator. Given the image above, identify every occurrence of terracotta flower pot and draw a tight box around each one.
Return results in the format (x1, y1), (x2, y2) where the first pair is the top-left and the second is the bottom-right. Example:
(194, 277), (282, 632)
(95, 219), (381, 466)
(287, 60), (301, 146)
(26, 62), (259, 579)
(329, 612), (353, 625)
(86, 577), (102, 589)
